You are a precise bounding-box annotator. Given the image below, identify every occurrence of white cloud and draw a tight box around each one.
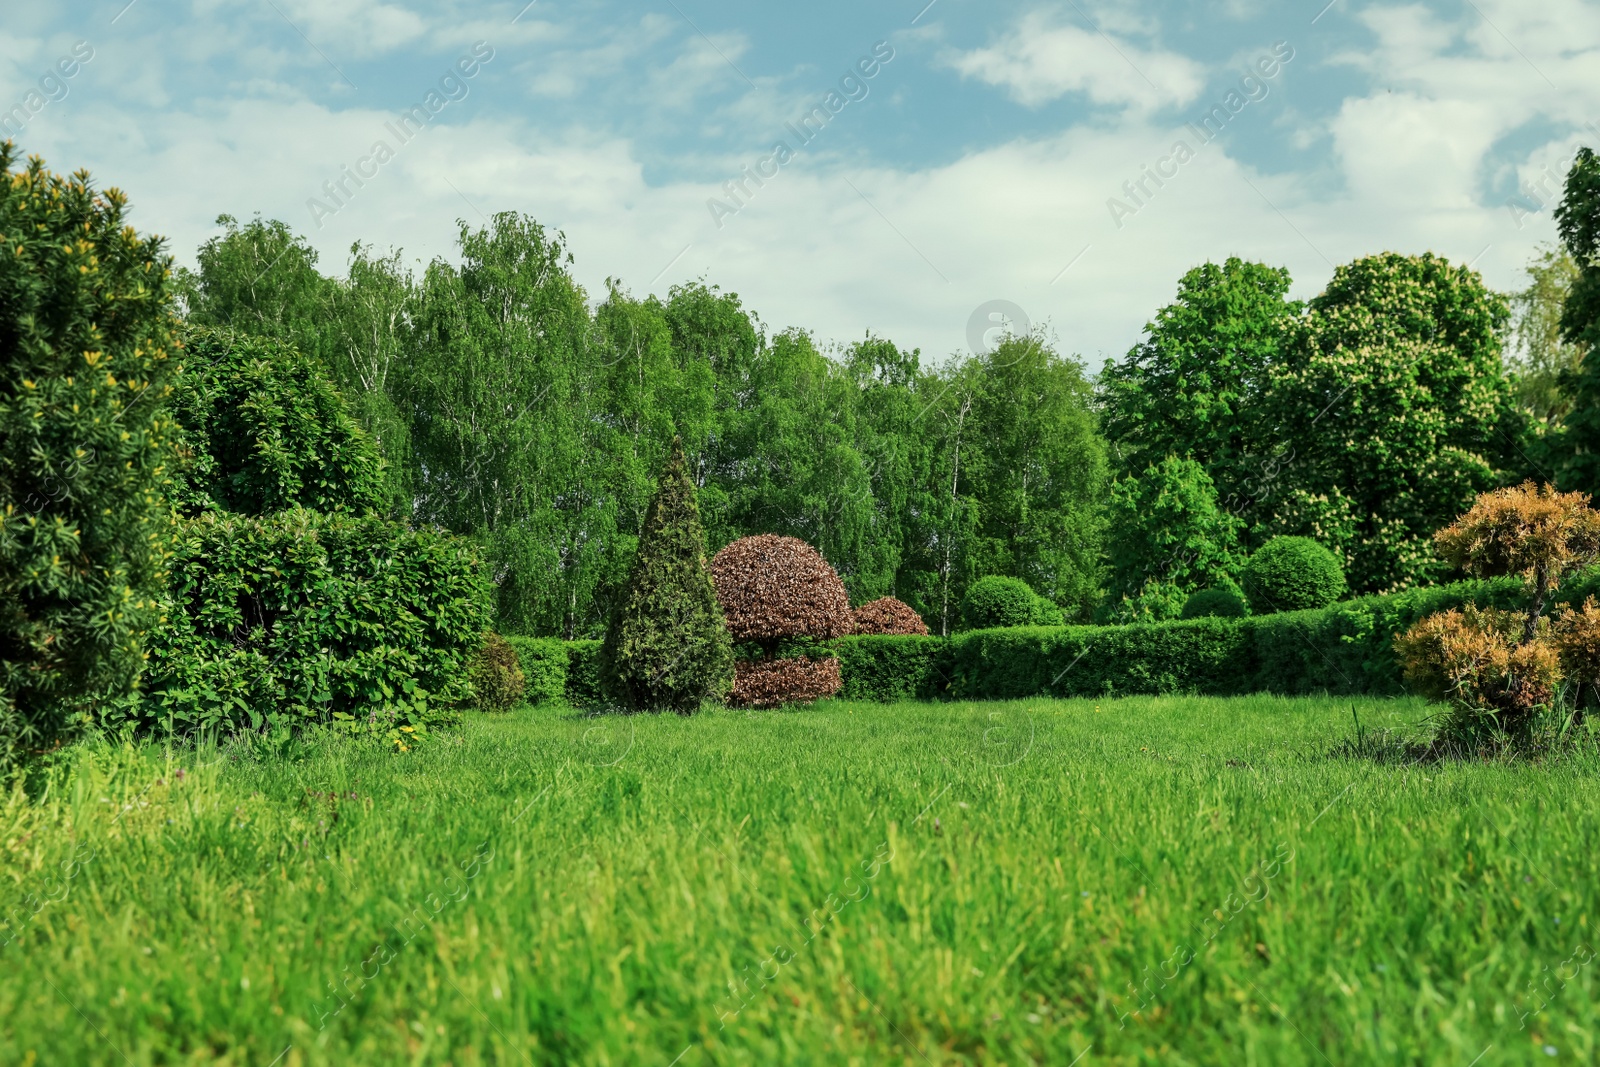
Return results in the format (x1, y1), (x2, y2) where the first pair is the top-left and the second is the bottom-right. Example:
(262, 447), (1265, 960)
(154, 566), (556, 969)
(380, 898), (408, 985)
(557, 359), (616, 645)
(943, 10), (1205, 111)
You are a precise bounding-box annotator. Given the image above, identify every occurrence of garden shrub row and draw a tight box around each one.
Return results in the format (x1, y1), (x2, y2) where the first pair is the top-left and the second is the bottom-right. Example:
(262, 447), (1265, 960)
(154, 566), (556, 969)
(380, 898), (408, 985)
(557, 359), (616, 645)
(507, 572), (1600, 704)
(102, 509), (490, 736)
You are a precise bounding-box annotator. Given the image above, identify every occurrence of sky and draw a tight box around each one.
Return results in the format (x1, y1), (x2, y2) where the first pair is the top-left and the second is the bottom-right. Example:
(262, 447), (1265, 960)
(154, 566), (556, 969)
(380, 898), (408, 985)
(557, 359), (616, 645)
(2, 0), (1597, 369)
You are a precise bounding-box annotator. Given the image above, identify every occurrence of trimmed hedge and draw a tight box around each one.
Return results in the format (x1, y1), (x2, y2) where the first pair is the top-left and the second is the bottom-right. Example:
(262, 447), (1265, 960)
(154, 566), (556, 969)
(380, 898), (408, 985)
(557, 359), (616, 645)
(833, 635), (952, 701)
(515, 572), (1600, 703)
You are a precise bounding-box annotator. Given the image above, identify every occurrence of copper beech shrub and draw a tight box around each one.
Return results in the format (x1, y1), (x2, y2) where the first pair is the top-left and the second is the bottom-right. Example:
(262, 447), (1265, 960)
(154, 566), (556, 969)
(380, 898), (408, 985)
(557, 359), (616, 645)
(853, 596), (930, 636)
(1397, 483), (1600, 737)
(710, 534), (851, 706)
(709, 535), (855, 645)
(730, 657), (843, 709)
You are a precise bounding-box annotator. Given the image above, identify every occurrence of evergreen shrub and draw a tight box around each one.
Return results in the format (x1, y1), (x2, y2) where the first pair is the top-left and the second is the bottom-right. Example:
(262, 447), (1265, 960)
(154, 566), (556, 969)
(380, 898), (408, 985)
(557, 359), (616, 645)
(599, 438), (734, 712)
(1182, 587), (1248, 619)
(960, 576), (1039, 630)
(1242, 536), (1347, 614)
(0, 149), (181, 772)
(470, 633), (526, 712)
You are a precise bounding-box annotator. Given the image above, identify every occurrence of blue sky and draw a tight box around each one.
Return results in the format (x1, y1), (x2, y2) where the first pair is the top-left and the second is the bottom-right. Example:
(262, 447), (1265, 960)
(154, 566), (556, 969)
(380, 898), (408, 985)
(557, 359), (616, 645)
(3, 0), (1596, 365)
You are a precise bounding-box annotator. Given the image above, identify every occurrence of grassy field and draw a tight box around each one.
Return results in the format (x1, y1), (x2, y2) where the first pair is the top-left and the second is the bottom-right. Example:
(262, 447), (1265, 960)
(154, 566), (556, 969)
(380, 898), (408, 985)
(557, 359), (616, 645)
(2, 694), (1598, 1065)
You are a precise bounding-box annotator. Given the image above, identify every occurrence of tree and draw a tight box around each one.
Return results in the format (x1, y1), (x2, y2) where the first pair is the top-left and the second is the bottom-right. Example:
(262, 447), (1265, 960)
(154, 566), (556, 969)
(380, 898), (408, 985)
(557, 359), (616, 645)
(1263, 252), (1521, 593)
(0, 148), (180, 769)
(170, 326), (386, 517)
(1100, 258), (1300, 527)
(1104, 455), (1243, 622)
(946, 336), (1108, 621)
(599, 438), (733, 713)
(176, 214), (328, 362)
(407, 213), (598, 636)
(1554, 147), (1600, 494)
(1507, 244), (1585, 422)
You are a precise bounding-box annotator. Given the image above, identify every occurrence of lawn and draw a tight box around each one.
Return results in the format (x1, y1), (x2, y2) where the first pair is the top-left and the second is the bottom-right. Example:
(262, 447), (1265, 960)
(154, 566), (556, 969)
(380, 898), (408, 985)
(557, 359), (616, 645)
(3, 695), (1597, 1065)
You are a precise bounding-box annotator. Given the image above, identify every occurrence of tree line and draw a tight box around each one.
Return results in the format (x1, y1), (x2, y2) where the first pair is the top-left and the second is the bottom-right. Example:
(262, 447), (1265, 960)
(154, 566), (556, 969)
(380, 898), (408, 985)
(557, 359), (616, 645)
(177, 146), (1600, 635)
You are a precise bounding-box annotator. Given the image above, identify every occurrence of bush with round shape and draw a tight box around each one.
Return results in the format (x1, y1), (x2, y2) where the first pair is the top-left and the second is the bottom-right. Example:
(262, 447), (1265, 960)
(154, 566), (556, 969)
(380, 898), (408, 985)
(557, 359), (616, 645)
(1242, 537), (1347, 614)
(600, 438), (734, 712)
(960, 576), (1039, 630)
(710, 535), (854, 649)
(730, 657), (842, 708)
(0, 149), (181, 774)
(854, 596), (930, 636)
(471, 633), (526, 712)
(1181, 587), (1248, 619)
(710, 534), (851, 707)
(1031, 597), (1066, 626)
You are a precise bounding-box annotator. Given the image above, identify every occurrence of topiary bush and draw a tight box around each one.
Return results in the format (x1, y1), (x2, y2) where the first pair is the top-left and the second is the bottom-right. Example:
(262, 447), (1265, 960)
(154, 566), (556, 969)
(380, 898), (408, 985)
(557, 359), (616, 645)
(960, 576), (1040, 630)
(503, 636), (569, 704)
(730, 657), (842, 708)
(101, 508), (490, 742)
(710, 534), (851, 706)
(853, 596), (930, 636)
(600, 438), (734, 713)
(470, 633), (526, 712)
(1032, 597), (1066, 626)
(1182, 587), (1248, 619)
(1242, 536), (1347, 614)
(169, 325), (386, 517)
(0, 148), (181, 774)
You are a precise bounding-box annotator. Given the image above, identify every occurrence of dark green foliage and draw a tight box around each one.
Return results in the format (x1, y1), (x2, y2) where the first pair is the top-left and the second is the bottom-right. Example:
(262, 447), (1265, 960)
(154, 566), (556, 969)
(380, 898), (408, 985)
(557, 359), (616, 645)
(1182, 588), (1248, 619)
(566, 640), (604, 704)
(1106, 456), (1244, 621)
(832, 635), (952, 701)
(1242, 536), (1348, 614)
(599, 439), (733, 712)
(102, 508), (490, 737)
(0, 149), (180, 771)
(470, 633), (525, 712)
(170, 326), (386, 516)
(1555, 148), (1600, 494)
(960, 576), (1039, 630)
(503, 636), (570, 703)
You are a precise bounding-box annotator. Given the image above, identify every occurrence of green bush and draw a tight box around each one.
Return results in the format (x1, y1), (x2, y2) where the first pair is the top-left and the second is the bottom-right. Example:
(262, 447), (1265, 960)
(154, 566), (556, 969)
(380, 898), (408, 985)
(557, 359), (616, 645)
(102, 509), (490, 739)
(1181, 587), (1247, 619)
(470, 633), (525, 712)
(960, 576), (1040, 630)
(599, 438), (733, 712)
(567, 640), (603, 704)
(1242, 536), (1347, 614)
(0, 149), (181, 772)
(504, 637), (569, 704)
(170, 325), (386, 516)
(1032, 598), (1066, 626)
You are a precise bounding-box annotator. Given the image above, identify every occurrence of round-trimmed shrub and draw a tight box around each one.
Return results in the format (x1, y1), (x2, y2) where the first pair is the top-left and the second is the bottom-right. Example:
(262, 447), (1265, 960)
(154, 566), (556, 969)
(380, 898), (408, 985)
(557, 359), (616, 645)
(854, 597), (930, 636)
(471, 633), (526, 712)
(1242, 536), (1347, 614)
(1031, 597), (1066, 626)
(710, 535), (854, 647)
(710, 534), (852, 708)
(1181, 587), (1248, 619)
(960, 576), (1038, 630)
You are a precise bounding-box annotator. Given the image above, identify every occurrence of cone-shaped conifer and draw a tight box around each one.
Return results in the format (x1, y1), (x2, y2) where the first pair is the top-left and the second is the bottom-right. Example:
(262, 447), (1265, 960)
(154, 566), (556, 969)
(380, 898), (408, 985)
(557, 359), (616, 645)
(599, 437), (734, 712)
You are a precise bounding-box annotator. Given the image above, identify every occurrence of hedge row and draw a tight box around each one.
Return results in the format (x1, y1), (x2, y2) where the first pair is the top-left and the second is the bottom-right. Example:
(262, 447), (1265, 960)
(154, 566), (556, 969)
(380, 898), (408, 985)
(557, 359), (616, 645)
(505, 572), (1600, 704)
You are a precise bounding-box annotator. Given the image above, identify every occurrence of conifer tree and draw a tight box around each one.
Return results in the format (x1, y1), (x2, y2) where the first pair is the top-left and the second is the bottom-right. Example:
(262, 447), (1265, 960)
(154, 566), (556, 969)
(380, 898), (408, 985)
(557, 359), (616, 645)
(599, 437), (733, 712)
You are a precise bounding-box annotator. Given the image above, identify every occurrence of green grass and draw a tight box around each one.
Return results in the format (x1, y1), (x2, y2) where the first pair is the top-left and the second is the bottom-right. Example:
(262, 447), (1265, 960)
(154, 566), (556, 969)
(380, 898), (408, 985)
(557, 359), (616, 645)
(3, 694), (1598, 1065)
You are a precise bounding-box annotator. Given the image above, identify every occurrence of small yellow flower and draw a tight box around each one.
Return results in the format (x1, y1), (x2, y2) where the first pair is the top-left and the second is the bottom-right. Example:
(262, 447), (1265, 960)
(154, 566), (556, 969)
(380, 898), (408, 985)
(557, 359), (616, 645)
(399, 725), (414, 733)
